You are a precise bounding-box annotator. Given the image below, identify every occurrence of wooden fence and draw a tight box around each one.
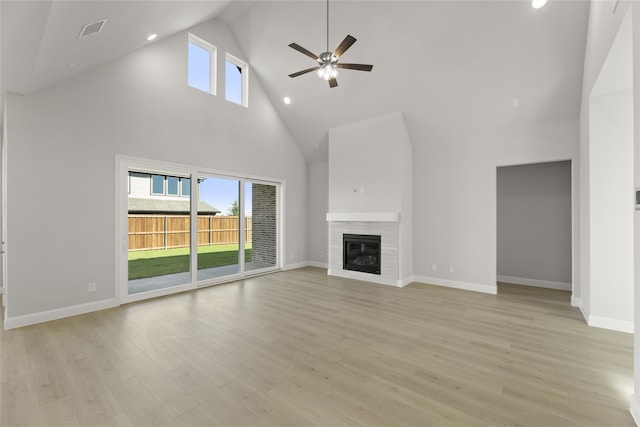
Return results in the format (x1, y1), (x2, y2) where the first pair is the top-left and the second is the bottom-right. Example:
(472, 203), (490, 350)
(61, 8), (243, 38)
(128, 215), (252, 251)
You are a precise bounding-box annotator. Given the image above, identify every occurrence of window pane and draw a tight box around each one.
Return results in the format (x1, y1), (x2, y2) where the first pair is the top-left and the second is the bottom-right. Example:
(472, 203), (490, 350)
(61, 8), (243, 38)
(181, 178), (191, 196)
(167, 177), (179, 195)
(225, 60), (242, 105)
(188, 42), (211, 93)
(197, 176), (240, 281)
(151, 175), (164, 195)
(129, 169), (191, 295)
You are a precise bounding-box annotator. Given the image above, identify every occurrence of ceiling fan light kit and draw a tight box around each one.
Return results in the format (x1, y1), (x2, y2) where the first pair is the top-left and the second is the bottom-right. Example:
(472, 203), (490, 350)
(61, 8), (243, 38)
(288, 0), (373, 88)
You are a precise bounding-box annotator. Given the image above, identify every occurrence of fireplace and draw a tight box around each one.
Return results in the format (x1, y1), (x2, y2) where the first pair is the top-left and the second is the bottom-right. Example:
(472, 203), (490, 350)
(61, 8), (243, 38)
(343, 234), (381, 275)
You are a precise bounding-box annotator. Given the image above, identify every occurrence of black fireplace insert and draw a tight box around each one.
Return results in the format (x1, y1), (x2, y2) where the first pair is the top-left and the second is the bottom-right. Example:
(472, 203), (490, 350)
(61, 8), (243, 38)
(343, 234), (381, 275)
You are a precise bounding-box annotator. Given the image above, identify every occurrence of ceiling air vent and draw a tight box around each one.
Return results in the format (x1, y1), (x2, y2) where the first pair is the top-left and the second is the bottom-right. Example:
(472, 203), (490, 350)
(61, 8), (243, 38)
(78, 19), (107, 39)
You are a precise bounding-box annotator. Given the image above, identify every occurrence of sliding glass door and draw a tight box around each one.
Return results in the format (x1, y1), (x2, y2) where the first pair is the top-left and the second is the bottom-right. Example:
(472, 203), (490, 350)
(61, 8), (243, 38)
(197, 175), (242, 281)
(127, 169), (192, 295)
(119, 158), (281, 303)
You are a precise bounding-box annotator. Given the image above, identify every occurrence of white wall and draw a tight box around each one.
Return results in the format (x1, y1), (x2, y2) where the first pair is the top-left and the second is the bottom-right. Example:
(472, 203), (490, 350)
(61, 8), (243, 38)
(328, 111), (412, 216)
(578, 2), (634, 334)
(3, 18), (307, 324)
(634, 5), (640, 424)
(308, 120), (579, 296)
(413, 120), (579, 294)
(588, 90), (634, 331)
(578, 3), (639, 420)
(308, 160), (328, 267)
(579, 0), (632, 329)
(497, 161), (572, 289)
(632, 5), (640, 423)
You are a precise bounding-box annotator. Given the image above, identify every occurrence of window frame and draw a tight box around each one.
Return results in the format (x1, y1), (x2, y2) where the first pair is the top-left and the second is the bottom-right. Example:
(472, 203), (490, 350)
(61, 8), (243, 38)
(225, 52), (249, 107)
(188, 33), (217, 96)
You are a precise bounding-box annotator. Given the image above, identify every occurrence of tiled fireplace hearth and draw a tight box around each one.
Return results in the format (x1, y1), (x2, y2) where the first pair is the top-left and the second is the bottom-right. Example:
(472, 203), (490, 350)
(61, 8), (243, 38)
(327, 212), (406, 287)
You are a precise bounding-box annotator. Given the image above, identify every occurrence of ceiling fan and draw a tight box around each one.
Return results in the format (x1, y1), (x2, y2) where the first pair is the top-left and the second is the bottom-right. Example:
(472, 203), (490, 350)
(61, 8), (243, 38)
(288, 0), (373, 88)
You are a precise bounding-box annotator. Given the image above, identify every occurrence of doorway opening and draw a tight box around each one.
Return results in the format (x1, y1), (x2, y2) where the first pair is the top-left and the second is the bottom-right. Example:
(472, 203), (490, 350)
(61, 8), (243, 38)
(496, 161), (572, 296)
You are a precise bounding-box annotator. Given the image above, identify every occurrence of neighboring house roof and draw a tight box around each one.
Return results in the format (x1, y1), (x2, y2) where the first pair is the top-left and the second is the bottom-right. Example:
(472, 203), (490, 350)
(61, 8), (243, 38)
(128, 198), (220, 215)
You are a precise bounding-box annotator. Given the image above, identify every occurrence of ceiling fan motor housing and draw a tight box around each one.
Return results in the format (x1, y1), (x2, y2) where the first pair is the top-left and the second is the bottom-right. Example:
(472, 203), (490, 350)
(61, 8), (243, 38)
(318, 52), (338, 65)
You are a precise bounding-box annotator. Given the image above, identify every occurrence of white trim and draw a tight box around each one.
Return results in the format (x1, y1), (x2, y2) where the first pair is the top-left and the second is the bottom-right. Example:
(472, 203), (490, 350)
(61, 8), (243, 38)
(188, 33), (217, 96)
(306, 261), (328, 269)
(326, 212), (399, 222)
(4, 298), (118, 330)
(2, 120), (8, 310)
(571, 296), (581, 307)
(284, 261), (309, 271)
(225, 52), (249, 107)
(497, 275), (572, 291)
(397, 275), (414, 288)
(414, 275), (497, 295)
(630, 394), (640, 425)
(588, 314), (634, 333)
(578, 301), (589, 325)
(278, 181), (285, 273)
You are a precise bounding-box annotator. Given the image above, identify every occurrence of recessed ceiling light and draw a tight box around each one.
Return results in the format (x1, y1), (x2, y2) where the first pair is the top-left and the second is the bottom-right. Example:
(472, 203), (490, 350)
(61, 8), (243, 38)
(283, 97), (291, 105)
(147, 33), (158, 41)
(532, 0), (547, 9)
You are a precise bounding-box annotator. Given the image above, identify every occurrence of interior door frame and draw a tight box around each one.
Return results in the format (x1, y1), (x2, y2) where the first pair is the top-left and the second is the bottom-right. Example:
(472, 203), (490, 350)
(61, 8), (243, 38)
(2, 130), (7, 309)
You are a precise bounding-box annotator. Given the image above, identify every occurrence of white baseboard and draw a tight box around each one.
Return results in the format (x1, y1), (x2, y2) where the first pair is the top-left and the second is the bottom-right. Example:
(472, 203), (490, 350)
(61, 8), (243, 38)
(630, 394), (640, 426)
(306, 261), (329, 269)
(588, 314), (634, 334)
(397, 275), (414, 288)
(413, 275), (497, 295)
(578, 302), (590, 325)
(283, 261), (310, 271)
(4, 298), (119, 330)
(497, 275), (571, 291)
(571, 296), (581, 308)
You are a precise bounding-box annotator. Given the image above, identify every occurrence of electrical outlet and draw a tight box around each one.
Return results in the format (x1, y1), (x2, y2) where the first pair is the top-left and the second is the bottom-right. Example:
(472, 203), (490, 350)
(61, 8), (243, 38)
(431, 263), (437, 271)
(88, 282), (97, 292)
(449, 265), (454, 273)
(320, 252), (324, 258)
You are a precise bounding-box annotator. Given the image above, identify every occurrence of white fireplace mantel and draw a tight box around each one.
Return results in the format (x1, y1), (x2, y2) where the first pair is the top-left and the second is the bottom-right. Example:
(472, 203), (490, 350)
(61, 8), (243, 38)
(326, 212), (399, 222)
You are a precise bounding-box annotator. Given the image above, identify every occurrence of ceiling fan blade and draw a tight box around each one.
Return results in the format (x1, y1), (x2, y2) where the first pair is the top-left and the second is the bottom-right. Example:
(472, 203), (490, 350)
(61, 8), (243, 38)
(333, 35), (357, 58)
(329, 78), (338, 88)
(288, 43), (319, 60)
(289, 66), (321, 78)
(337, 63), (374, 72)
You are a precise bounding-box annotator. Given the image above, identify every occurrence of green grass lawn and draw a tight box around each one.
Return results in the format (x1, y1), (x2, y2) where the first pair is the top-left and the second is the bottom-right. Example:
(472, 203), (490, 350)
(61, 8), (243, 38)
(128, 244), (252, 280)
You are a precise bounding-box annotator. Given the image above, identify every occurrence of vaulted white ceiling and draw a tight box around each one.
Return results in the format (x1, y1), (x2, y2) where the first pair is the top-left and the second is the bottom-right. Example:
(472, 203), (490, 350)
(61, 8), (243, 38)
(1, 0), (589, 163)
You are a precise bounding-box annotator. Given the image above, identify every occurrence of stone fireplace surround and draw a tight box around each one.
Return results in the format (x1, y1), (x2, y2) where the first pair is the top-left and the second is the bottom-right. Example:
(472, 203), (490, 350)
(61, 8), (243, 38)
(327, 212), (407, 287)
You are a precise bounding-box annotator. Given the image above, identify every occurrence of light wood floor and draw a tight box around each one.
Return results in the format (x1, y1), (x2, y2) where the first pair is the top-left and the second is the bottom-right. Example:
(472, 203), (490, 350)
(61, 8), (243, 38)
(1, 267), (635, 426)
